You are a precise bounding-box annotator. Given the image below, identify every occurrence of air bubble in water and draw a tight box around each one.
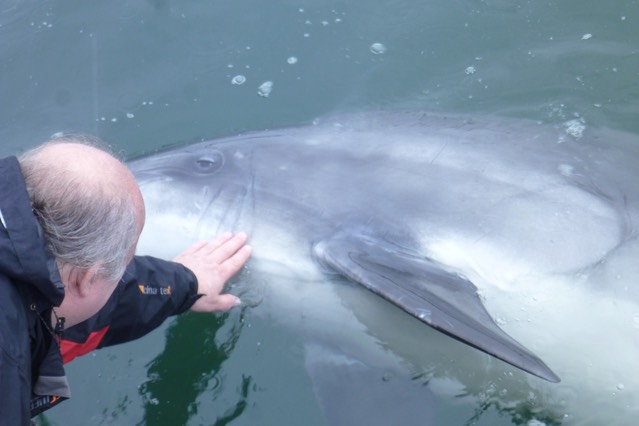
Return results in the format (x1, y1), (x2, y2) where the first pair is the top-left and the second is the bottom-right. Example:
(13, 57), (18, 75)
(369, 42), (387, 55)
(231, 75), (246, 85)
(257, 81), (273, 97)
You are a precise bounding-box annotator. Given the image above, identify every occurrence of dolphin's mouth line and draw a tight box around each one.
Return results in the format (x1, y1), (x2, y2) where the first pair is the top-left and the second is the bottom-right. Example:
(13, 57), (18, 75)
(131, 172), (174, 186)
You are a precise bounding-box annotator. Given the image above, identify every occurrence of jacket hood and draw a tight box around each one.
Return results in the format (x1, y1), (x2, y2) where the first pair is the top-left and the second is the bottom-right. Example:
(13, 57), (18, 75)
(0, 156), (65, 306)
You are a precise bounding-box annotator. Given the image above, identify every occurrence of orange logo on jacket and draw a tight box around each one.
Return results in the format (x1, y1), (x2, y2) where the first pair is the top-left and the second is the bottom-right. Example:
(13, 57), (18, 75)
(138, 284), (172, 295)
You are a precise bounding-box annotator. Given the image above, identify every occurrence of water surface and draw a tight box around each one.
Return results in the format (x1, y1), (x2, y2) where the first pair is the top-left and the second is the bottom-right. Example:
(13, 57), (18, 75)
(2, 1), (638, 425)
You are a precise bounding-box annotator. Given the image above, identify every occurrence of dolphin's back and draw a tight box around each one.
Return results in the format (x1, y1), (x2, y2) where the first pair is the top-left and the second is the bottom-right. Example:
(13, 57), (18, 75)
(218, 112), (635, 276)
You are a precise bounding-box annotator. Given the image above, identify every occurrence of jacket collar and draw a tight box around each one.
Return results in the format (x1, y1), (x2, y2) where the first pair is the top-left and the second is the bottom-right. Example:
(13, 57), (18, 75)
(0, 156), (65, 306)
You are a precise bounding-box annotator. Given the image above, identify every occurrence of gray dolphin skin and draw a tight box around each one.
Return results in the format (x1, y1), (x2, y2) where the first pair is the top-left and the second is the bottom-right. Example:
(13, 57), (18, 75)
(129, 111), (639, 423)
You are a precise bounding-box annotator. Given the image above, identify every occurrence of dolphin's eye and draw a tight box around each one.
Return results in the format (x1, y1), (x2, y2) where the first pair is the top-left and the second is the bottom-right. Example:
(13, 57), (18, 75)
(194, 152), (224, 173)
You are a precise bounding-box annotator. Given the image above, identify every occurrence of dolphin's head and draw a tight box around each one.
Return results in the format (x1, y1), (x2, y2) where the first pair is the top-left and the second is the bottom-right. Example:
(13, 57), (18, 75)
(128, 140), (256, 257)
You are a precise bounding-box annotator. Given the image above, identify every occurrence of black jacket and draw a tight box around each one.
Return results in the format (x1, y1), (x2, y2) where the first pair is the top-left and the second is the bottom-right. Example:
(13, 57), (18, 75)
(0, 156), (201, 424)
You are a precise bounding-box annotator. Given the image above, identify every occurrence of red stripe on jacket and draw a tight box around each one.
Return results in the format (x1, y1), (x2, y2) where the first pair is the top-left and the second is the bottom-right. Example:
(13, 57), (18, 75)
(60, 326), (110, 364)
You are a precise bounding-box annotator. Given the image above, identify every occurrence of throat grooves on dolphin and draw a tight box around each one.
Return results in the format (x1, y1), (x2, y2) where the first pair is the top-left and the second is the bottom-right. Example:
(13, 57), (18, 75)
(199, 161), (256, 237)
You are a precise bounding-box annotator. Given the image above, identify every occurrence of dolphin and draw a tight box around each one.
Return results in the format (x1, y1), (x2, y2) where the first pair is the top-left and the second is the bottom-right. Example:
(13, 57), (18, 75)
(129, 111), (639, 424)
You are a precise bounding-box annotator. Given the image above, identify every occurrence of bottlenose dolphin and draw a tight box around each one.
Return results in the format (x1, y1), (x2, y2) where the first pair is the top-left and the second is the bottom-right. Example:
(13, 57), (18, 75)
(129, 111), (639, 425)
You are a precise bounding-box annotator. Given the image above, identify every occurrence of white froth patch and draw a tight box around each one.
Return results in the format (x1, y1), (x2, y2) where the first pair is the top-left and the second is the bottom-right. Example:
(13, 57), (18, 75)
(563, 118), (586, 139)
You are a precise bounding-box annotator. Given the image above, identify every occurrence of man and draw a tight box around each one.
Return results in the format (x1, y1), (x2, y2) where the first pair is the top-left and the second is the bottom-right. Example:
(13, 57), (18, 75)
(0, 138), (252, 424)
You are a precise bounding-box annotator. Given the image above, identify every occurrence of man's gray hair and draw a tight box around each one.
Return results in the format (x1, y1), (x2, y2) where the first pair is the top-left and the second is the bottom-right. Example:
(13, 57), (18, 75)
(18, 136), (139, 283)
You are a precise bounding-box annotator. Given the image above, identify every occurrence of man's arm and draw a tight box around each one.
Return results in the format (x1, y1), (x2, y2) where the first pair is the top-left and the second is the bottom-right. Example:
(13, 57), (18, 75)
(60, 233), (251, 363)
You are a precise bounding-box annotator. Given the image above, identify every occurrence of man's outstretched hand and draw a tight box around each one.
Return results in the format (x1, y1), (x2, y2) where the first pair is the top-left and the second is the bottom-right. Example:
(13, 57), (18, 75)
(172, 232), (252, 312)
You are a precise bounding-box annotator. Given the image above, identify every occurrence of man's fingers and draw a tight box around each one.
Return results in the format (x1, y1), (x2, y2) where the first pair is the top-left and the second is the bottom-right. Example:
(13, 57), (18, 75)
(178, 232), (252, 314)
(215, 294), (242, 311)
(210, 232), (249, 263)
(218, 244), (252, 279)
(192, 292), (241, 313)
(174, 232), (246, 262)
(173, 240), (208, 259)
(207, 232), (234, 252)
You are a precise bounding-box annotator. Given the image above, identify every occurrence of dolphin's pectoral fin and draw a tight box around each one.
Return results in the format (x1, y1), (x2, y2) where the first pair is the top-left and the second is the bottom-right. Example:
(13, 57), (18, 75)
(313, 229), (560, 383)
(304, 344), (439, 426)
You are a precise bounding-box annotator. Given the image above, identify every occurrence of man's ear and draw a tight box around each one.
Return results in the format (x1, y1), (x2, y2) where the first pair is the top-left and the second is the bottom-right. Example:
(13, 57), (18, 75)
(70, 265), (101, 298)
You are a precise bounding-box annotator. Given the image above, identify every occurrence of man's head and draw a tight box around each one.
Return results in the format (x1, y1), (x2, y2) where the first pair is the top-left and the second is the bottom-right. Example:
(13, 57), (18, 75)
(19, 136), (145, 326)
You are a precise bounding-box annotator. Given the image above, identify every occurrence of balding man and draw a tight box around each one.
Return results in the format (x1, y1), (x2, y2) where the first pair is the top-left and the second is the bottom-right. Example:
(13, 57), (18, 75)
(0, 138), (252, 424)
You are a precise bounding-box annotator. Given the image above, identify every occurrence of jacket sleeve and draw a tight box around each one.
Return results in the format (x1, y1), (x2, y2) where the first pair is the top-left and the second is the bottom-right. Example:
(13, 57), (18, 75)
(60, 256), (201, 363)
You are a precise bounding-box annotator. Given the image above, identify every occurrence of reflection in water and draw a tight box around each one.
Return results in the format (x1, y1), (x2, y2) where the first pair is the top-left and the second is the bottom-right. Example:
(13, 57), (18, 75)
(338, 285), (567, 426)
(138, 307), (248, 425)
(460, 391), (562, 426)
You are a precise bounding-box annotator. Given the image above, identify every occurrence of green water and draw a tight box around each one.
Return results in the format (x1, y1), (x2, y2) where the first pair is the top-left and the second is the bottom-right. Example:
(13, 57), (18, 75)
(2, 0), (638, 425)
